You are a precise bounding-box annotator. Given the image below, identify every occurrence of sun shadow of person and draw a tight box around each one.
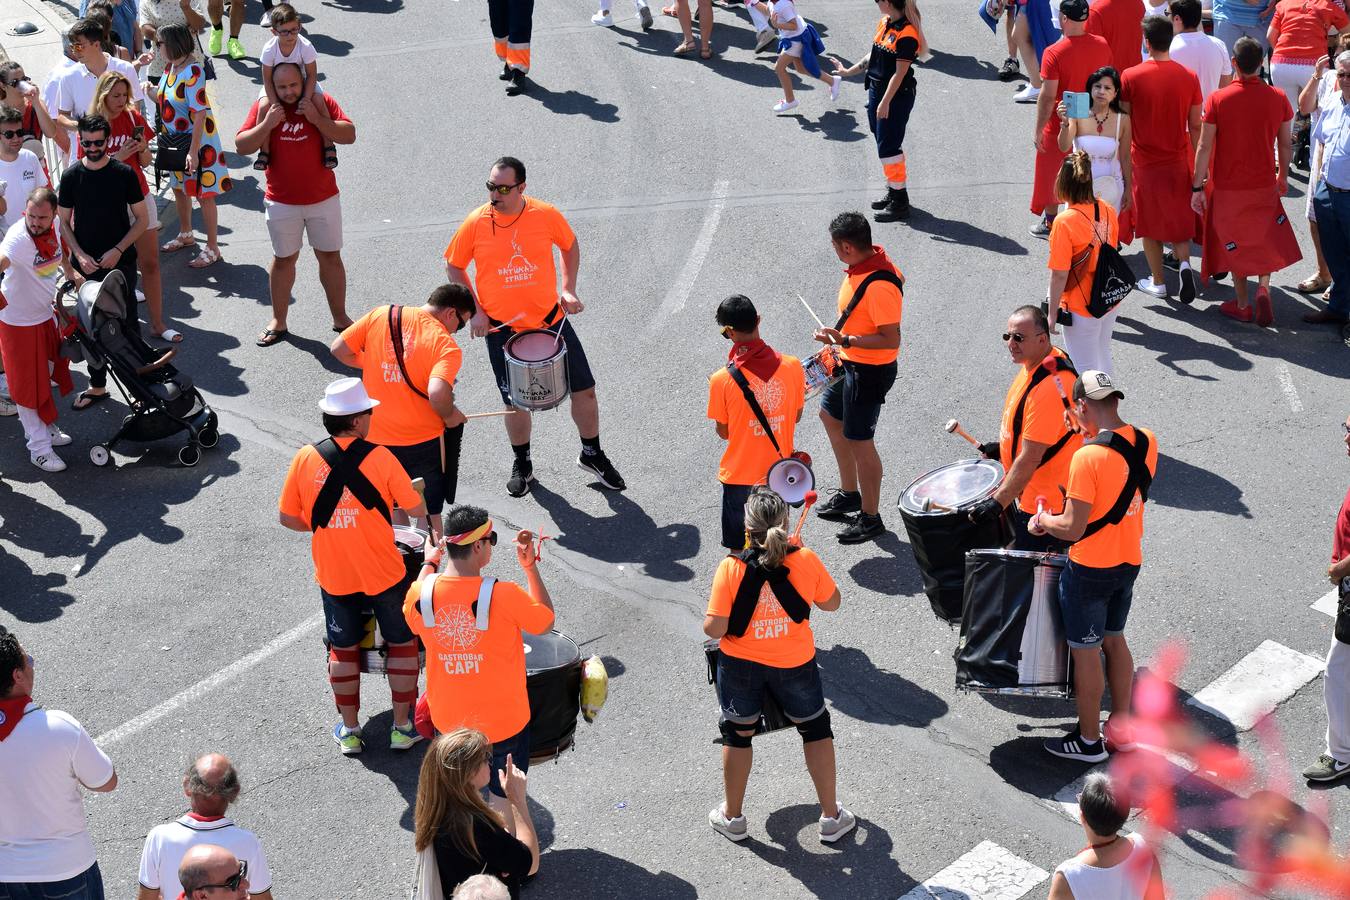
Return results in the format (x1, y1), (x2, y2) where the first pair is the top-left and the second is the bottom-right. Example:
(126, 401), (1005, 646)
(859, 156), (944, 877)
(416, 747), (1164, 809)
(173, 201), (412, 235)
(1149, 452), (1251, 519)
(518, 84), (621, 124)
(1113, 313), (1254, 380)
(796, 109), (867, 142)
(906, 207), (1032, 257)
(847, 529), (926, 598)
(0, 480), (88, 623)
(744, 803), (918, 899)
(533, 848), (697, 898)
(817, 644), (949, 727)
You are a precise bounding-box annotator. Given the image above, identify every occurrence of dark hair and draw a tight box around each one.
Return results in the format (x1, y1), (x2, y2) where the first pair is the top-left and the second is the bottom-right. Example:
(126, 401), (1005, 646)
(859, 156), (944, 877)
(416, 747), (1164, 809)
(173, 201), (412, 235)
(1233, 36), (1263, 75)
(1085, 67), (1123, 113)
(1055, 150), (1095, 206)
(0, 630), (21, 696)
(427, 283), (476, 317)
(321, 411), (365, 436)
(1169, 0), (1202, 29)
(491, 156), (526, 184)
(715, 294), (758, 333)
(158, 23), (195, 65)
(1142, 15), (1173, 52)
(269, 2), (300, 27)
(0, 105), (22, 127)
(828, 211), (872, 252)
(75, 113), (109, 139)
(0, 62), (23, 88)
(67, 18), (105, 45)
(443, 505), (491, 559)
(1079, 773), (1130, 835)
(27, 187), (58, 210)
(1010, 304), (1049, 334)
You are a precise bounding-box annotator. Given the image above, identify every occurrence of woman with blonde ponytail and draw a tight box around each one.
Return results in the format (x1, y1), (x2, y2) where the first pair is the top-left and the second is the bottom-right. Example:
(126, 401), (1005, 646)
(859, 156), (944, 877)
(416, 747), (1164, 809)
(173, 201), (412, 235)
(702, 486), (849, 845)
(1046, 149), (1123, 374)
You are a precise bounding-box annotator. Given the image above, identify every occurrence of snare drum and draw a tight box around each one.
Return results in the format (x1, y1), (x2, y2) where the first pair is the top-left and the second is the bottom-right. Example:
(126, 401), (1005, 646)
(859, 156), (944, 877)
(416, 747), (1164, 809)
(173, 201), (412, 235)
(954, 549), (1071, 698)
(703, 639), (792, 736)
(504, 329), (570, 411)
(350, 525), (429, 674)
(802, 345), (843, 400)
(525, 630), (584, 762)
(897, 459), (1010, 622)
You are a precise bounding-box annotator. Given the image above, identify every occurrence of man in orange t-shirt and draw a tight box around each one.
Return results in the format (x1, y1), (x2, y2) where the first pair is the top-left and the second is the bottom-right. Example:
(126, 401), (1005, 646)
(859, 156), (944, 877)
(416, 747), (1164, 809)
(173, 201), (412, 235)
(1031, 370), (1157, 763)
(404, 504), (553, 808)
(278, 377), (428, 756)
(331, 284), (476, 538)
(707, 295), (806, 551)
(969, 305), (1081, 552)
(444, 156), (624, 499)
(812, 213), (902, 545)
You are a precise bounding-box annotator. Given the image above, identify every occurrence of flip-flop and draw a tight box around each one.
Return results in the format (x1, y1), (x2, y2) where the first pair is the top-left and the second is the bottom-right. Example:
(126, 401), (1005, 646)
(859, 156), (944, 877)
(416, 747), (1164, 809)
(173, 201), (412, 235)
(256, 328), (288, 347)
(661, 3), (678, 14)
(72, 389), (110, 410)
(152, 328), (184, 343)
(701, 46), (715, 59)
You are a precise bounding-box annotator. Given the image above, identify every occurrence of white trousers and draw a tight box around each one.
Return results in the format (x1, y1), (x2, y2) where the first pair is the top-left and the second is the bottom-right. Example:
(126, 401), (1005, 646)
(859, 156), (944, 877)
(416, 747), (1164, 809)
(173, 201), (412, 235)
(1062, 305), (1122, 376)
(1326, 636), (1350, 763)
(16, 405), (52, 456)
(1271, 62), (1316, 119)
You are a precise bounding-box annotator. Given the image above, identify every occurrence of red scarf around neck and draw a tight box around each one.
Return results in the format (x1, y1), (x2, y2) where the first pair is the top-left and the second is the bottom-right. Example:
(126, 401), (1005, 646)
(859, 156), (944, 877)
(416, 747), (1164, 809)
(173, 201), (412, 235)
(728, 338), (781, 381)
(845, 245), (899, 278)
(0, 696), (32, 741)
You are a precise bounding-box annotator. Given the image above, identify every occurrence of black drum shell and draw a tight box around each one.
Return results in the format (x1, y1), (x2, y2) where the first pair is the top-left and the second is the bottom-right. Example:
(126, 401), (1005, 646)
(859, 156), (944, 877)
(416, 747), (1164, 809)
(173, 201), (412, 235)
(900, 509), (1009, 622)
(525, 631), (583, 762)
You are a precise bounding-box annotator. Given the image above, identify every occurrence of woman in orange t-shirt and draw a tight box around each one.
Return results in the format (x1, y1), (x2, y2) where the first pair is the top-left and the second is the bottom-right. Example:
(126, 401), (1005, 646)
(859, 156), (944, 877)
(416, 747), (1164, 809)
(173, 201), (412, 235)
(1047, 150), (1122, 376)
(702, 488), (854, 844)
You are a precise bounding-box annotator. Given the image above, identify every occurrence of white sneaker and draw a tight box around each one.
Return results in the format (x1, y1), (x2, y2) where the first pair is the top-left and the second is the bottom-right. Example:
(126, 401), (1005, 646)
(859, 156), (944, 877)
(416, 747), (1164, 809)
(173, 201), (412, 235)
(31, 452), (67, 472)
(830, 74), (841, 101)
(0, 396), (15, 417)
(709, 805), (749, 842)
(755, 27), (777, 52)
(135, 288), (146, 304)
(1013, 84), (1041, 104)
(46, 423), (72, 446)
(1135, 277), (1169, 298)
(591, 10), (614, 25)
(772, 98), (799, 114)
(819, 806), (857, 843)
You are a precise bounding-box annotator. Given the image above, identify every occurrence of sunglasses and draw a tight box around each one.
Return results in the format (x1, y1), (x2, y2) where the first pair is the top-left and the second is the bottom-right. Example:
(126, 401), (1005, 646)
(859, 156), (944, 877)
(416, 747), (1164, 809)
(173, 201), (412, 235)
(486, 182), (520, 195)
(274, 26), (300, 34)
(0, 129), (22, 139)
(483, 531), (499, 547)
(198, 860), (247, 892)
(79, 138), (106, 147)
(1002, 331), (1045, 343)
(1338, 71), (1350, 80)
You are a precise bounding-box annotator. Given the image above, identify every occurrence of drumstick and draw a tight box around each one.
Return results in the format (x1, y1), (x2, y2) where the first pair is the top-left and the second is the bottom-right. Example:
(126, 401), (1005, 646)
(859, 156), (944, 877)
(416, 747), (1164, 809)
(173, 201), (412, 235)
(1040, 356), (1083, 433)
(795, 292), (828, 332)
(920, 497), (956, 513)
(551, 308), (569, 348)
(463, 410), (516, 420)
(485, 313), (524, 334)
(943, 419), (982, 448)
(790, 490), (818, 544)
(409, 476), (435, 536)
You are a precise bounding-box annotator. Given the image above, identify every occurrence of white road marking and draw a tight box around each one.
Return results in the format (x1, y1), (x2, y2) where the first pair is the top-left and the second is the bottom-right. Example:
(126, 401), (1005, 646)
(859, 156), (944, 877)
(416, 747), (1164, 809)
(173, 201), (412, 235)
(1186, 640), (1323, 730)
(1314, 588), (1338, 618)
(897, 840), (1048, 900)
(1275, 363), (1304, 413)
(651, 179), (729, 329)
(95, 614), (323, 748)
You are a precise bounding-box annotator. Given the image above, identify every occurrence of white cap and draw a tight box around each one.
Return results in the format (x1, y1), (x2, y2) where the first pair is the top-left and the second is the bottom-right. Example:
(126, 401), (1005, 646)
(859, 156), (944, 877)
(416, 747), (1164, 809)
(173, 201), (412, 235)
(318, 377), (379, 415)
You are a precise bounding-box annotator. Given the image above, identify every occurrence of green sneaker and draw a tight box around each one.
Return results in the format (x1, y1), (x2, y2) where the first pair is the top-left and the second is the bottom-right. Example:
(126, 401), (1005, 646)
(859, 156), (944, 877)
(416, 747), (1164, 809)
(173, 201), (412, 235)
(207, 27), (223, 56)
(390, 722), (424, 751)
(332, 722), (364, 755)
(227, 37), (247, 60)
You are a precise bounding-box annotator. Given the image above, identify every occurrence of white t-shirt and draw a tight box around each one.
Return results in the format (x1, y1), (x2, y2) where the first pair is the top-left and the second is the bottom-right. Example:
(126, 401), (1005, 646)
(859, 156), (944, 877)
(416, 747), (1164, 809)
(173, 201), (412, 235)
(1055, 833), (1152, 900)
(0, 703), (115, 882)
(1170, 30), (1233, 99)
(0, 220), (63, 327)
(771, 0), (807, 37)
(261, 33), (318, 69)
(0, 150), (50, 233)
(55, 55), (146, 118)
(138, 815), (274, 898)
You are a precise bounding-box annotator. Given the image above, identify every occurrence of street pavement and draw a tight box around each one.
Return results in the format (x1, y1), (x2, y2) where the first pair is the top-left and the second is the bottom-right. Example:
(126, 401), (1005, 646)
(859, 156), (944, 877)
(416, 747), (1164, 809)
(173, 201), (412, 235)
(3, 0), (1350, 897)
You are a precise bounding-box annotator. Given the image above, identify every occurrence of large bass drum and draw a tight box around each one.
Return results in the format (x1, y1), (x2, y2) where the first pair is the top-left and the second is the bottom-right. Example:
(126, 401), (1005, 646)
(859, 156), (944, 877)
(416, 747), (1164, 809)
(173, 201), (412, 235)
(898, 459), (1010, 622)
(525, 630), (583, 762)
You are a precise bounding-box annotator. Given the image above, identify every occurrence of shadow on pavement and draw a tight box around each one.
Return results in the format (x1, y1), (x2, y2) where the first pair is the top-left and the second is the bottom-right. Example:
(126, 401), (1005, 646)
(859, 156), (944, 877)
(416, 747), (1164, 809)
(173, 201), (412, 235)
(517, 83), (621, 124)
(818, 644), (948, 728)
(847, 529), (925, 598)
(745, 804), (916, 899)
(1149, 453), (1251, 519)
(534, 848), (697, 898)
(1114, 313), (1253, 380)
(796, 109), (866, 143)
(920, 49), (1001, 82)
(907, 207), (1031, 257)
(320, 0), (404, 13)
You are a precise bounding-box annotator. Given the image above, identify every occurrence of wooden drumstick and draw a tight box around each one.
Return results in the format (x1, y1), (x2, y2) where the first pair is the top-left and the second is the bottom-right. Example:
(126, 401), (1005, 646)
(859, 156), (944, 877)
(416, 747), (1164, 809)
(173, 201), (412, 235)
(1041, 355), (1083, 434)
(409, 476), (435, 535)
(485, 313), (524, 334)
(795, 292), (828, 332)
(943, 419), (982, 449)
(463, 410), (517, 420)
(920, 497), (956, 513)
(1035, 494), (1047, 517)
(790, 490), (818, 544)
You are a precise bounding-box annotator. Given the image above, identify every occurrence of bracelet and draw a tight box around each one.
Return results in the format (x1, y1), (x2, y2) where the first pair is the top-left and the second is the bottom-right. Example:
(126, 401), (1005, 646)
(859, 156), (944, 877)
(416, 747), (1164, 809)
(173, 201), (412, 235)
(1190, 184), (1204, 192)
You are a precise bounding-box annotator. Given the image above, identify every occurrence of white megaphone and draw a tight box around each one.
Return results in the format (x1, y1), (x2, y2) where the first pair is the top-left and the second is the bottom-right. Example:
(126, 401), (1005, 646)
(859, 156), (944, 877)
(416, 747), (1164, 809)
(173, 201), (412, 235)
(765, 452), (815, 507)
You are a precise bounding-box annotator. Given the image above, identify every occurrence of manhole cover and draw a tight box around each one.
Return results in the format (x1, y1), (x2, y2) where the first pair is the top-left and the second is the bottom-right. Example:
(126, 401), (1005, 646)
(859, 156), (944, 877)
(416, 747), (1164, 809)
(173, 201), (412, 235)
(6, 22), (42, 36)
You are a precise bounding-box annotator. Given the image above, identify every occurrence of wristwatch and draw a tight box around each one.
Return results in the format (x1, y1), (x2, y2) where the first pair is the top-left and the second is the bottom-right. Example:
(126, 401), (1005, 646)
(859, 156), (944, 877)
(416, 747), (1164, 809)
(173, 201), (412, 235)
(840, 334), (852, 349)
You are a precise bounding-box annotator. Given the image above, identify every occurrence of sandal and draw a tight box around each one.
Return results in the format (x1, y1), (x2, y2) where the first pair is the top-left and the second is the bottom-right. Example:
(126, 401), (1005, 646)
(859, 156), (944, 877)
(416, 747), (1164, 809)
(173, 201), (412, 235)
(674, 39), (697, 54)
(188, 247), (221, 268)
(161, 232), (196, 253)
(1297, 274), (1331, 294)
(252, 150), (270, 171)
(701, 45), (714, 59)
(152, 328), (184, 343)
(323, 146), (338, 170)
(72, 389), (110, 410)
(256, 327), (288, 347)
(661, 3), (678, 14)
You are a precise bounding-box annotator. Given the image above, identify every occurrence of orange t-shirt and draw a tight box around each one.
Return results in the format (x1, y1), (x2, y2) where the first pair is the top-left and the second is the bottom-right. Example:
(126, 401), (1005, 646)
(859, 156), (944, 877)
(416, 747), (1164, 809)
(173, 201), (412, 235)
(340, 306), (463, 447)
(1066, 425), (1159, 568)
(835, 268), (903, 365)
(998, 350), (1082, 515)
(443, 197), (576, 330)
(403, 575), (555, 742)
(278, 437), (421, 595)
(706, 356), (806, 486)
(706, 549), (836, 668)
(1048, 201), (1121, 318)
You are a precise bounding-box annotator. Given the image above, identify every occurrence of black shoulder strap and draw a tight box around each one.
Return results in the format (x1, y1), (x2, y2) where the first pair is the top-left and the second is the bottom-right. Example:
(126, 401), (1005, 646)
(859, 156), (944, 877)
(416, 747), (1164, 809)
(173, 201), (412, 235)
(309, 437), (392, 531)
(726, 548), (810, 638)
(1079, 428), (1153, 540)
(835, 269), (904, 331)
(388, 305), (429, 400)
(726, 363), (782, 459)
(1010, 357), (1079, 470)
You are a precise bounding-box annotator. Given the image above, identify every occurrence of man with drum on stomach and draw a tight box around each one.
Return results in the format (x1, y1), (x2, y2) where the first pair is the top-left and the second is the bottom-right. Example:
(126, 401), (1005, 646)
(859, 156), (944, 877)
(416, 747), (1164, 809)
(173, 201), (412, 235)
(704, 487), (854, 845)
(278, 377), (429, 756)
(1029, 371), (1158, 763)
(968, 305), (1081, 553)
(444, 156), (625, 498)
(708, 295), (806, 552)
(404, 504), (554, 815)
(331, 284), (477, 540)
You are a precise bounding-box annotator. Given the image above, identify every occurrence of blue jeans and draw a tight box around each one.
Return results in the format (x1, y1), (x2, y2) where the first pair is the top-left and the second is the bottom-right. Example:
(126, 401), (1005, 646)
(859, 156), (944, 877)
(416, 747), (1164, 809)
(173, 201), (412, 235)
(1056, 560), (1140, 649)
(716, 653), (826, 724)
(1212, 18), (1268, 55)
(1313, 182), (1350, 318)
(0, 863), (105, 900)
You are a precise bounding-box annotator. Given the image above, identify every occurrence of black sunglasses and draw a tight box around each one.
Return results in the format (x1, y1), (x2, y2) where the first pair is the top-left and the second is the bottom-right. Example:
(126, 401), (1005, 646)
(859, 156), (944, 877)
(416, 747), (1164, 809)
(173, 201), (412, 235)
(483, 531), (499, 547)
(80, 138), (106, 148)
(486, 182), (519, 195)
(0, 129), (22, 139)
(1002, 331), (1046, 343)
(197, 860), (247, 893)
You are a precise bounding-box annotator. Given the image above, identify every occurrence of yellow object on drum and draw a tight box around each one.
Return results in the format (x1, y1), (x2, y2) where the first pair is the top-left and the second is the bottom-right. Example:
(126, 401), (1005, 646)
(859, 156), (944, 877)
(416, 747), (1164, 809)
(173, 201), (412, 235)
(581, 655), (609, 723)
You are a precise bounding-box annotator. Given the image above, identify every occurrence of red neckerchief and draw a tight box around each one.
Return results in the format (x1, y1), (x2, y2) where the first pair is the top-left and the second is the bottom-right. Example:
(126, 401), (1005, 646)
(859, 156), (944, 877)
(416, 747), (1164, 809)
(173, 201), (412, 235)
(728, 338), (781, 382)
(185, 813), (226, 822)
(0, 696), (32, 741)
(31, 227), (59, 263)
(845, 245), (900, 279)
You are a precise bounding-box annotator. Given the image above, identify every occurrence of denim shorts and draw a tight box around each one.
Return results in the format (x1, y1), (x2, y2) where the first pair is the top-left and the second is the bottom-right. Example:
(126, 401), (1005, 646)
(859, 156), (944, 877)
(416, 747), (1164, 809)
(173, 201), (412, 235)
(716, 652), (826, 724)
(820, 360), (896, 441)
(486, 319), (596, 407)
(0, 863), (105, 900)
(1056, 560), (1140, 649)
(321, 579), (413, 648)
(720, 483), (753, 551)
(487, 725), (531, 798)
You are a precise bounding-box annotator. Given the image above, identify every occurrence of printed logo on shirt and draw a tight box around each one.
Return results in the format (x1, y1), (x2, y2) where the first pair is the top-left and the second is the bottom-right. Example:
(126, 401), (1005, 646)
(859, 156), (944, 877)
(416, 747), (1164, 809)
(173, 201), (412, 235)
(752, 583), (792, 640)
(311, 462), (361, 528)
(279, 120), (308, 141)
(381, 329), (416, 384)
(433, 605), (484, 675)
(498, 230), (539, 287)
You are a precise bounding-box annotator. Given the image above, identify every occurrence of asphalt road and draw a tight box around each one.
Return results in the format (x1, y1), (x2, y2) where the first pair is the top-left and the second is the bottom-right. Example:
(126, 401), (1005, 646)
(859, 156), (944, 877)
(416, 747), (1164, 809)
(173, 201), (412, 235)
(4, 0), (1350, 897)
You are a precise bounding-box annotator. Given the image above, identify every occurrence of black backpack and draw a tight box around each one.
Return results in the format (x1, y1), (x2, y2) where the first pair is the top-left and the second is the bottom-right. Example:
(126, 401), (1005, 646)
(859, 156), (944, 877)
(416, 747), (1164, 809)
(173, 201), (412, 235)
(1068, 201), (1135, 318)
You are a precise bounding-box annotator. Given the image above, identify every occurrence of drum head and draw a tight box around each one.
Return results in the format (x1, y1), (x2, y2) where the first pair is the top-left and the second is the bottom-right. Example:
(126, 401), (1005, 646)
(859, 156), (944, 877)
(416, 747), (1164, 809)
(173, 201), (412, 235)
(507, 329), (565, 362)
(524, 630), (580, 673)
(392, 525), (427, 554)
(899, 459), (1004, 515)
(966, 547), (1046, 563)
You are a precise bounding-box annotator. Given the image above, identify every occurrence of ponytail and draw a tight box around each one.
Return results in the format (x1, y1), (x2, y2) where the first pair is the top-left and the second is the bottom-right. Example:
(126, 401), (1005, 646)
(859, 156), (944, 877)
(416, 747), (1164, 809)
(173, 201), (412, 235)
(1055, 150), (1096, 206)
(743, 487), (791, 568)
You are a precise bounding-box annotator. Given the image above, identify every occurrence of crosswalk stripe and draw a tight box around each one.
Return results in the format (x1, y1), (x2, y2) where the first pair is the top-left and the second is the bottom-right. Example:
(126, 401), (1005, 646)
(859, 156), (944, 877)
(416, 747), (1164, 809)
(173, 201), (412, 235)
(897, 840), (1048, 900)
(1186, 640), (1324, 731)
(1313, 589), (1338, 618)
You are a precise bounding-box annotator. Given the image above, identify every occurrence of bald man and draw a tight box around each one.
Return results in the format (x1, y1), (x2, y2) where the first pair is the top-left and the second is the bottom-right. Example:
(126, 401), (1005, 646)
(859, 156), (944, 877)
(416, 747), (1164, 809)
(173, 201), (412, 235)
(178, 845), (249, 900)
(137, 755), (273, 900)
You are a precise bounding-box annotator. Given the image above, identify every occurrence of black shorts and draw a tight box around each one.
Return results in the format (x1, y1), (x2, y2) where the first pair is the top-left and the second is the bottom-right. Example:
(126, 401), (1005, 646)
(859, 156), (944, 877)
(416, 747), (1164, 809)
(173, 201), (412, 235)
(720, 483), (753, 551)
(1010, 506), (1069, 554)
(321, 580), (413, 647)
(820, 360), (897, 441)
(485, 320), (597, 407)
(386, 436), (447, 515)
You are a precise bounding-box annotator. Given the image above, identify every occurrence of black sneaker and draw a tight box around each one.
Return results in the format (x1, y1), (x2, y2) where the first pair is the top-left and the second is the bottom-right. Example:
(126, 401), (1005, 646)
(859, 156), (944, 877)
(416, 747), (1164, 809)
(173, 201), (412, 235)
(507, 461), (534, 497)
(837, 513), (884, 544)
(1044, 728), (1109, 763)
(997, 56), (1020, 81)
(871, 191), (891, 211)
(1213, 271), (1228, 282)
(505, 70), (528, 96)
(1162, 250), (1181, 271)
(1178, 267), (1197, 305)
(816, 488), (861, 521)
(498, 63), (513, 81)
(577, 453), (626, 490)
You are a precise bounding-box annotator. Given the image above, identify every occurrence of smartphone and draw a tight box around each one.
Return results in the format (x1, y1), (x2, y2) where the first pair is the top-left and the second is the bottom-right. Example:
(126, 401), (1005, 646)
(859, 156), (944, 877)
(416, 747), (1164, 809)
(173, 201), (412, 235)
(133, 124), (145, 141)
(1063, 91), (1091, 120)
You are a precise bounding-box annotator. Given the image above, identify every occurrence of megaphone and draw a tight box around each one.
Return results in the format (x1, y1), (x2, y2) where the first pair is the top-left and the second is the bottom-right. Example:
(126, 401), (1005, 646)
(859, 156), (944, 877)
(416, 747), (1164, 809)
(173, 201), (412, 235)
(766, 452), (815, 507)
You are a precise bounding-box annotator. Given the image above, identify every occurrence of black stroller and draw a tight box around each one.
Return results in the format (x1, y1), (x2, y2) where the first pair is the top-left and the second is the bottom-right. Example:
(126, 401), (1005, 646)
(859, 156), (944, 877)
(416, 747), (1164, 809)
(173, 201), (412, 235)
(55, 270), (219, 467)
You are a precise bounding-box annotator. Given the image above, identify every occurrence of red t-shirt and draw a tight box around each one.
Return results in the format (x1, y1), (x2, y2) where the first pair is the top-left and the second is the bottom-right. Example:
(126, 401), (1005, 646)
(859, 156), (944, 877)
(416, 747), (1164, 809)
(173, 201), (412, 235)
(1040, 34), (1114, 133)
(1122, 59), (1203, 167)
(77, 108), (149, 195)
(1270, 0), (1349, 61)
(1202, 78), (1293, 189)
(1087, 0), (1145, 73)
(1334, 485), (1350, 562)
(237, 94), (347, 206)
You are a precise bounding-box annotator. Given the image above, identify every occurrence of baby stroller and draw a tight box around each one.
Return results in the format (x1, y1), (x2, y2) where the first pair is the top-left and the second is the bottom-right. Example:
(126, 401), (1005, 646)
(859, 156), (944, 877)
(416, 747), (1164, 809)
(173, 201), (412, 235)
(55, 270), (219, 467)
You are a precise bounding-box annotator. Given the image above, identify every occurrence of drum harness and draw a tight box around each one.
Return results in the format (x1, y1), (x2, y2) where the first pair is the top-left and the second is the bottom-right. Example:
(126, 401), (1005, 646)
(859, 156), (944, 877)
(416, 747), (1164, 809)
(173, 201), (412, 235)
(727, 363), (785, 463)
(1009, 356), (1079, 470)
(310, 438), (391, 530)
(387, 305), (428, 400)
(836, 270), (904, 335)
(1078, 428), (1153, 541)
(419, 575), (498, 632)
(726, 548), (811, 638)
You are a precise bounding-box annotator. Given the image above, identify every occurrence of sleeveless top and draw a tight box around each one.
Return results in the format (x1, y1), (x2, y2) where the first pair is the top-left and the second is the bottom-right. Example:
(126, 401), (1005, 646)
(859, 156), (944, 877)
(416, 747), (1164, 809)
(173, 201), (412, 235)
(1055, 833), (1152, 899)
(1073, 113), (1123, 182)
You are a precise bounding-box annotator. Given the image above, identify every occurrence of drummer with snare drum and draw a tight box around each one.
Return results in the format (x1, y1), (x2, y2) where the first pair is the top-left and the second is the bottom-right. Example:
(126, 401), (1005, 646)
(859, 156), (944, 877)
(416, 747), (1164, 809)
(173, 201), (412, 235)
(404, 503), (554, 816)
(278, 377), (428, 756)
(1029, 371), (1157, 763)
(443, 156), (625, 499)
(967, 305), (1082, 553)
(708, 295), (807, 552)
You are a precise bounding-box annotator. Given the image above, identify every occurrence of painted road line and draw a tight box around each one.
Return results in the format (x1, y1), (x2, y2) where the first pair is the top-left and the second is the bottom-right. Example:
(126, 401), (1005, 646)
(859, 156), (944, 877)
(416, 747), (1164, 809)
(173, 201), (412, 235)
(1314, 589), (1338, 618)
(897, 840), (1048, 900)
(1274, 363), (1304, 413)
(651, 179), (729, 329)
(96, 614), (323, 748)
(1186, 640), (1323, 731)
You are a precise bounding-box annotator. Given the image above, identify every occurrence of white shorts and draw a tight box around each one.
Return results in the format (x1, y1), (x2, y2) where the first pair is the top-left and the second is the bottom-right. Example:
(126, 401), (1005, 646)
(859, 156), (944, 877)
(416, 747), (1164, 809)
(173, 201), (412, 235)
(265, 194), (342, 257)
(781, 39), (804, 58)
(129, 199), (159, 231)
